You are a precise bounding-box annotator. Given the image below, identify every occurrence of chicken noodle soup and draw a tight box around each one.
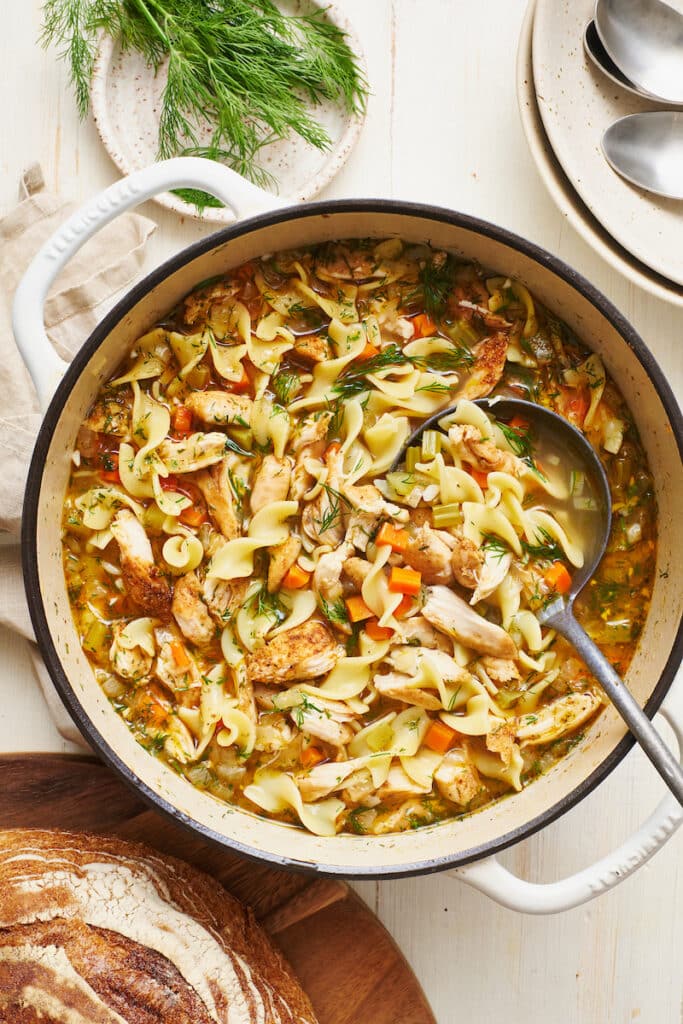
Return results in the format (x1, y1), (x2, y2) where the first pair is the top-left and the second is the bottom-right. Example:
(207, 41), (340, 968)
(62, 240), (656, 836)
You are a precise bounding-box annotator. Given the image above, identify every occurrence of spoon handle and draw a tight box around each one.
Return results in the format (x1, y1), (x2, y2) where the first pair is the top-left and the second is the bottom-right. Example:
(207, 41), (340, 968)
(545, 605), (683, 806)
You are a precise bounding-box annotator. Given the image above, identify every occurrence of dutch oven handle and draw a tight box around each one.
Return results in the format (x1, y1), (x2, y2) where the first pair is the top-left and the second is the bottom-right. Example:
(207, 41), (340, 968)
(450, 673), (683, 913)
(12, 157), (285, 410)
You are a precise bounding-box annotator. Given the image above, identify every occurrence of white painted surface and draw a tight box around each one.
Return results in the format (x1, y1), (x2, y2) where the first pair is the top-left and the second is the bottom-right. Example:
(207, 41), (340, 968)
(1, 2), (681, 1021)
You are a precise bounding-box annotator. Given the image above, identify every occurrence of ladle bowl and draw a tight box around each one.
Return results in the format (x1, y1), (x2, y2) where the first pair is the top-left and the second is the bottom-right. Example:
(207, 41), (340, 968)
(395, 396), (683, 805)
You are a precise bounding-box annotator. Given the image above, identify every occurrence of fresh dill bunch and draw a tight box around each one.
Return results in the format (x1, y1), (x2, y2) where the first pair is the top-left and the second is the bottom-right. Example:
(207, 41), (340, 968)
(418, 252), (457, 318)
(41, 0), (368, 191)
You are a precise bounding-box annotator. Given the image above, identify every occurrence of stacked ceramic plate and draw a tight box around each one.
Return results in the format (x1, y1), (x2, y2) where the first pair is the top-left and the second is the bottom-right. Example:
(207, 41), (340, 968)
(517, 0), (683, 307)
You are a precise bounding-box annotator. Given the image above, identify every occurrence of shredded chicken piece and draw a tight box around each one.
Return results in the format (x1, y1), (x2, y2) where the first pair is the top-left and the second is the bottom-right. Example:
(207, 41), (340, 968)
(316, 244), (383, 281)
(295, 710), (353, 747)
(110, 510), (171, 619)
(345, 510), (380, 552)
(154, 627), (202, 704)
(185, 390), (252, 427)
(267, 535), (302, 593)
(158, 432), (228, 474)
(341, 768), (378, 805)
(109, 622), (152, 681)
(293, 334), (330, 364)
(515, 692), (601, 746)
(378, 764), (432, 799)
(195, 460), (240, 540)
(245, 620), (340, 684)
(422, 584), (517, 658)
(403, 525), (455, 585)
(486, 721), (517, 766)
(83, 399), (129, 436)
(434, 749), (481, 806)
(203, 577), (248, 625)
(344, 556), (373, 590)
(471, 551), (512, 605)
(313, 541), (353, 607)
(450, 531), (484, 589)
(171, 571), (216, 646)
(183, 279), (239, 326)
(392, 615), (451, 651)
(301, 444), (346, 546)
(250, 454), (292, 515)
(457, 331), (509, 400)
(448, 423), (518, 475)
(481, 656), (520, 684)
(296, 757), (366, 801)
(373, 672), (442, 710)
(290, 412), (331, 500)
(344, 482), (407, 522)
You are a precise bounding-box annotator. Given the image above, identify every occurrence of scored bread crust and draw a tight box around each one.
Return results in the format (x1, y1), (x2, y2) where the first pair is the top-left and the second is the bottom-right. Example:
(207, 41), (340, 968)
(0, 829), (317, 1024)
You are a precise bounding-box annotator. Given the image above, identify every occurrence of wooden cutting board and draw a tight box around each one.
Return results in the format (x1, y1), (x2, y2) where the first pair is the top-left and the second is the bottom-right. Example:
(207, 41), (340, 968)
(0, 754), (435, 1024)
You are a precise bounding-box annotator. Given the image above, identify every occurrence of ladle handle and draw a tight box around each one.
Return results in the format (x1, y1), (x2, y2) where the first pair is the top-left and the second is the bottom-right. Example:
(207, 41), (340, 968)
(546, 605), (683, 806)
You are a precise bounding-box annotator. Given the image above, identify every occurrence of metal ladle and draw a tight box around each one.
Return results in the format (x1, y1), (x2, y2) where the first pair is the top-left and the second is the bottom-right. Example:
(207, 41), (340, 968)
(395, 397), (683, 804)
(595, 0), (683, 105)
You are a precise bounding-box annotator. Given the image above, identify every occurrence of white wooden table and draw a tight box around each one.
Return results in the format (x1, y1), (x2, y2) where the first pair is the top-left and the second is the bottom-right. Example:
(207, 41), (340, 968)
(2, 2), (682, 1021)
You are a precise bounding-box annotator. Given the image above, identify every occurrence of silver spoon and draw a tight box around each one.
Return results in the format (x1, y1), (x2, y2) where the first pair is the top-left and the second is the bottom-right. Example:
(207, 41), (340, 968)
(602, 111), (683, 198)
(395, 397), (683, 804)
(595, 0), (683, 105)
(583, 20), (662, 101)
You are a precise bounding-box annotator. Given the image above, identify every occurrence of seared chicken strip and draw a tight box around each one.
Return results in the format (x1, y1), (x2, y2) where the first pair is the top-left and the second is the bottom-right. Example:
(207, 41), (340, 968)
(434, 749), (481, 806)
(392, 615), (451, 651)
(172, 571), (216, 646)
(448, 423), (518, 476)
(486, 721), (518, 765)
(245, 620), (340, 684)
(267, 534), (302, 593)
(110, 510), (171, 619)
(515, 692), (601, 746)
(456, 332), (508, 401)
(109, 622), (153, 681)
(403, 525), (455, 585)
(83, 398), (129, 436)
(195, 460), (240, 540)
(293, 334), (330, 364)
(250, 454), (292, 515)
(290, 412), (331, 500)
(185, 390), (252, 428)
(422, 585), (517, 658)
(158, 432), (228, 474)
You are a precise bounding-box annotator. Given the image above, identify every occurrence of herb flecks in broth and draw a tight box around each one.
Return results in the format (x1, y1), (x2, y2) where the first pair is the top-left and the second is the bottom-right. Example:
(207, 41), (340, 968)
(61, 239), (656, 837)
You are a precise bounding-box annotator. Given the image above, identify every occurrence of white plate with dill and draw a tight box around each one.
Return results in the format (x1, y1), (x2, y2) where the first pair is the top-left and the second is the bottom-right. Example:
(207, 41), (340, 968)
(78, 0), (367, 222)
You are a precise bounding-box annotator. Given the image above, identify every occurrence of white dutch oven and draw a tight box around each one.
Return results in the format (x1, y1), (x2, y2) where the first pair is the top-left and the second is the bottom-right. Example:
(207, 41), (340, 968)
(13, 158), (683, 914)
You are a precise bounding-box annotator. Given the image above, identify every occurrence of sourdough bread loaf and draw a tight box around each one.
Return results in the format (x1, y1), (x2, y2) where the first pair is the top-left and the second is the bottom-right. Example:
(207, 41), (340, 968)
(0, 830), (317, 1024)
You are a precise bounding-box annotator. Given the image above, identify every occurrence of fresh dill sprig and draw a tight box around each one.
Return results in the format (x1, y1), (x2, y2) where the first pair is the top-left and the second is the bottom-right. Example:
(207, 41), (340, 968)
(41, 0), (369, 192)
(250, 583), (288, 625)
(411, 347), (474, 373)
(521, 527), (565, 563)
(223, 435), (253, 459)
(320, 595), (349, 628)
(332, 343), (408, 398)
(496, 420), (547, 480)
(272, 370), (300, 407)
(418, 252), (457, 318)
(317, 482), (352, 535)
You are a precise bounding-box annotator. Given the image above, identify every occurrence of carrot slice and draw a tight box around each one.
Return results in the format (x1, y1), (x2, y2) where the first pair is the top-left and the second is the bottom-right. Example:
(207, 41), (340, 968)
(357, 341), (380, 362)
(179, 505), (207, 528)
(544, 561), (572, 595)
(170, 641), (191, 670)
(364, 618), (395, 641)
(282, 564), (311, 590)
(412, 313), (438, 338)
(300, 744), (326, 768)
(324, 441), (342, 459)
(424, 719), (458, 754)
(172, 405), (193, 436)
(469, 467), (489, 489)
(99, 452), (120, 483)
(394, 594), (415, 619)
(345, 595), (374, 623)
(376, 522), (410, 553)
(388, 566), (422, 595)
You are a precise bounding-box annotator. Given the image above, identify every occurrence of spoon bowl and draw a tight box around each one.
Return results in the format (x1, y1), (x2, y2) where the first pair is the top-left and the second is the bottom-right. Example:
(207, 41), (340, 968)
(583, 20), (661, 102)
(395, 396), (683, 804)
(602, 111), (683, 199)
(595, 0), (683, 105)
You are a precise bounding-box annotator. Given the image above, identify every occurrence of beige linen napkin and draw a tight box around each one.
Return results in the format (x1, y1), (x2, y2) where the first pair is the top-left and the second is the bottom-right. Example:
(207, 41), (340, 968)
(0, 165), (156, 746)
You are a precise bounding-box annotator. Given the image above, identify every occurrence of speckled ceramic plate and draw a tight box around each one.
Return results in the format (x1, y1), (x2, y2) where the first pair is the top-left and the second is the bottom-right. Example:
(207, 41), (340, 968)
(517, 0), (683, 307)
(532, 0), (683, 287)
(90, 1), (366, 224)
